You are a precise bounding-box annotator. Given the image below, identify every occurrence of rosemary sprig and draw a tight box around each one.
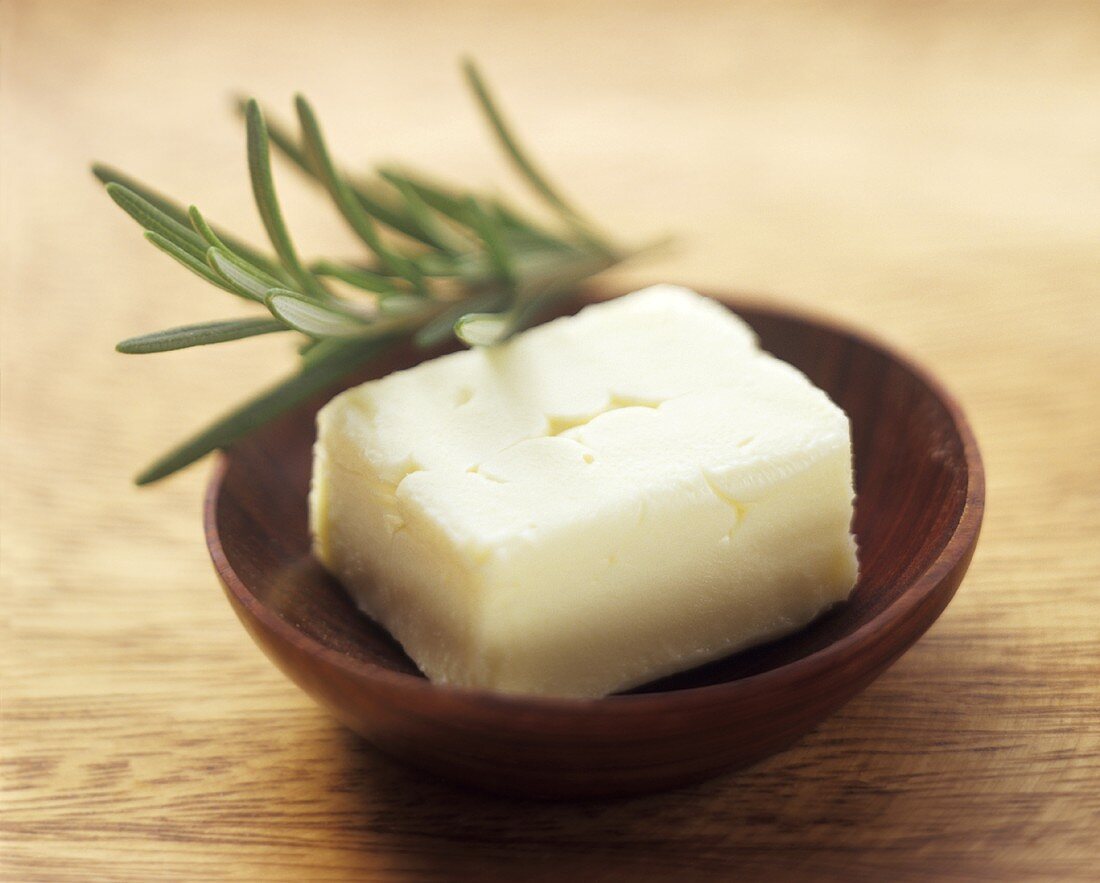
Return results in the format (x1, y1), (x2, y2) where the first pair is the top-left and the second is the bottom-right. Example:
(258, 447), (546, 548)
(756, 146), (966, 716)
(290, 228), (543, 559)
(97, 60), (646, 485)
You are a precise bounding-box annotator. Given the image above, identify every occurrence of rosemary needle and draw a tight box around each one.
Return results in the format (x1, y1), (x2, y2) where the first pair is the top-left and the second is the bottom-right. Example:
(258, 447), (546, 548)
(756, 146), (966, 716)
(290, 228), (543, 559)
(96, 60), (651, 485)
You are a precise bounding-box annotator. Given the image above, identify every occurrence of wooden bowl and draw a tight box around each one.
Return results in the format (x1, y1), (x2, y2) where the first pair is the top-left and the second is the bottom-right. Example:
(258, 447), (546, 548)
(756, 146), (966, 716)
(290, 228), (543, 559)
(205, 292), (984, 799)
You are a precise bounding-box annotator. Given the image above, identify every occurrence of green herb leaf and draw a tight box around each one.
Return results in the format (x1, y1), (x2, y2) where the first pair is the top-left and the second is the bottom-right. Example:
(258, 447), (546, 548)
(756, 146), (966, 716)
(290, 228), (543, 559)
(378, 164), (561, 248)
(117, 317), (288, 354)
(94, 164), (283, 278)
(245, 100), (448, 248)
(96, 60), (651, 484)
(293, 95), (422, 286)
(265, 288), (373, 338)
(413, 291), (507, 349)
(464, 197), (515, 285)
(245, 99), (329, 299)
(462, 60), (581, 224)
(134, 339), (388, 485)
(187, 205), (230, 250)
(378, 169), (467, 255)
(374, 165), (469, 222)
(106, 184), (208, 260)
(143, 232), (238, 295)
(453, 311), (513, 347)
(309, 259), (397, 294)
(378, 293), (429, 317)
(207, 247), (284, 302)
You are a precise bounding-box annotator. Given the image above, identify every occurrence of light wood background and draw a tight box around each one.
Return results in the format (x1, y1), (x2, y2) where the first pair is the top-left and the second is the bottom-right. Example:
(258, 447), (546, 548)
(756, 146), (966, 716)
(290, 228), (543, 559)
(3, 1), (1098, 880)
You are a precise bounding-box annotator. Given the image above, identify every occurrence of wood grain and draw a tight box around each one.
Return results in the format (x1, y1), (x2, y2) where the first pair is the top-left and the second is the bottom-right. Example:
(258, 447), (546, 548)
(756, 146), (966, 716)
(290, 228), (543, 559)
(3, 0), (1098, 878)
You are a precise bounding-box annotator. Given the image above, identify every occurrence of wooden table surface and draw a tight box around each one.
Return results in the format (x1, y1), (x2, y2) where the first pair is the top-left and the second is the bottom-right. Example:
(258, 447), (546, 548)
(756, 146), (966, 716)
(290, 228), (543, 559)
(3, 1), (1098, 880)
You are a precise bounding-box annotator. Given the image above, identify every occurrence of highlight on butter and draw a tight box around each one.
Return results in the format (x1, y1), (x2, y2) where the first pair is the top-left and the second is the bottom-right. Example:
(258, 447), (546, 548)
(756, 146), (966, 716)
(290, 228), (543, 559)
(309, 285), (859, 698)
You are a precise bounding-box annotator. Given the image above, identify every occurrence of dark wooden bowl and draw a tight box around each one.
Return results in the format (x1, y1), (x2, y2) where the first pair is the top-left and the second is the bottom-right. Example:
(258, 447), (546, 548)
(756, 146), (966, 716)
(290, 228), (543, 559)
(205, 292), (984, 799)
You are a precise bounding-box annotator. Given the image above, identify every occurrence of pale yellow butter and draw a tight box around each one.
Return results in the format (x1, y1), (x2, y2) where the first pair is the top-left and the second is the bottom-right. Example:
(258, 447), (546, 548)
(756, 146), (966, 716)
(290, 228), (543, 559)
(310, 285), (858, 698)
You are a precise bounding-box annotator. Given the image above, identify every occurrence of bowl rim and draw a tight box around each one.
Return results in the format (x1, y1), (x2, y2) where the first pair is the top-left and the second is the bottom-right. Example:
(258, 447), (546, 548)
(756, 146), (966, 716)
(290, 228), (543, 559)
(205, 293), (985, 714)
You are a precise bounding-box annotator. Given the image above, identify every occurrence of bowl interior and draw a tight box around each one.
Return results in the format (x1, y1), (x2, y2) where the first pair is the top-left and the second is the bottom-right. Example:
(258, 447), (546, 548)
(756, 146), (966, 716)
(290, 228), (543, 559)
(213, 297), (972, 694)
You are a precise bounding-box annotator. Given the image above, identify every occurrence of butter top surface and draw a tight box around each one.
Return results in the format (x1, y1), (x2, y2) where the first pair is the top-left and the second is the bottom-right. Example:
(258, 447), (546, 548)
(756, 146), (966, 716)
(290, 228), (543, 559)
(320, 285), (760, 487)
(318, 285), (849, 557)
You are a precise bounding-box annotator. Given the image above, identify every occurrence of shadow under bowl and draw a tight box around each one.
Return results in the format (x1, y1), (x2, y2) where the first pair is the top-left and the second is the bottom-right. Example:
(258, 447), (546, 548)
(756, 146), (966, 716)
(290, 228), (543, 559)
(205, 291), (984, 799)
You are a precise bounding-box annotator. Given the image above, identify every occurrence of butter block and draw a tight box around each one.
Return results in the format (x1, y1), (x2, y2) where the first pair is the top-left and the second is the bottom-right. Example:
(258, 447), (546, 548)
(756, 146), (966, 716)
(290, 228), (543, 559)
(310, 285), (858, 698)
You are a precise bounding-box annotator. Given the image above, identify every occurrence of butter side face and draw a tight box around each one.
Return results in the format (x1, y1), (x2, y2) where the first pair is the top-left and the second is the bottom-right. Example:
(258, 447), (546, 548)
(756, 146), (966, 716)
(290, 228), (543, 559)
(310, 285), (859, 698)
